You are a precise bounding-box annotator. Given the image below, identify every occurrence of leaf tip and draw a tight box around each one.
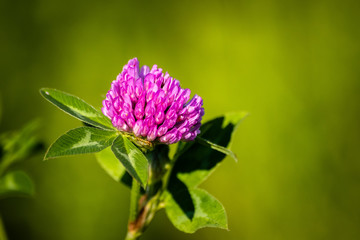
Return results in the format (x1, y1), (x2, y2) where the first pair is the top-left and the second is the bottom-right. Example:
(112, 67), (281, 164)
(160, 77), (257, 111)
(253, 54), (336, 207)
(43, 147), (56, 160)
(39, 88), (49, 95)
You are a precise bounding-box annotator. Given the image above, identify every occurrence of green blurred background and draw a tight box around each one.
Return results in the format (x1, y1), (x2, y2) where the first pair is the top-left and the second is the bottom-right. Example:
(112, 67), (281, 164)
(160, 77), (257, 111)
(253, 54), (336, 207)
(1, 0), (360, 239)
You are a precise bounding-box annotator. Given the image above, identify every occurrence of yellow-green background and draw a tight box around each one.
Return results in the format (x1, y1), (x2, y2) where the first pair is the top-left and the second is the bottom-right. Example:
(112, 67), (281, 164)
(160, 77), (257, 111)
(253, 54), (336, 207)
(1, 0), (360, 239)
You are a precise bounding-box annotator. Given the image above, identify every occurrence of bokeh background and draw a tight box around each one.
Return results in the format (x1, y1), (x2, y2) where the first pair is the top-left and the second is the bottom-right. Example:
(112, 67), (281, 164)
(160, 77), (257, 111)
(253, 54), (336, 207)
(1, 0), (360, 239)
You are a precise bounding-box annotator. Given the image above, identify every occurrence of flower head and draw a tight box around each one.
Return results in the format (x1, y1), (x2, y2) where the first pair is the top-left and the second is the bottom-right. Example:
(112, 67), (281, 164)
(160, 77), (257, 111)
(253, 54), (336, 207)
(102, 58), (204, 145)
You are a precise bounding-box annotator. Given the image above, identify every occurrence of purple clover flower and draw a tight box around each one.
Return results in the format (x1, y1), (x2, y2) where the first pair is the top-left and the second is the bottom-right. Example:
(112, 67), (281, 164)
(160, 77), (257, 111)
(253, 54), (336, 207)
(102, 58), (204, 145)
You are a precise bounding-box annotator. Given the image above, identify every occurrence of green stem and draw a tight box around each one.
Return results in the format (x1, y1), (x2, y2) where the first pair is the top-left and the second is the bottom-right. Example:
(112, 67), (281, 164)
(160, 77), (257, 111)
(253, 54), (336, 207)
(124, 145), (174, 240)
(125, 180), (142, 240)
(0, 215), (8, 240)
(161, 156), (176, 196)
(125, 231), (140, 240)
(129, 180), (141, 222)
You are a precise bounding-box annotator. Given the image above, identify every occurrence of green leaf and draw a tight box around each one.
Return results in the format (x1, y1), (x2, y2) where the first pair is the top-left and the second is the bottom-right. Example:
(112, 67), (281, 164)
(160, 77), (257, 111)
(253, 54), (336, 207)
(171, 112), (248, 188)
(40, 88), (114, 130)
(0, 120), (43, 175)
(45, 127), (118, 159)
(196, 137), (238, 162)
(164, 188), (228, 233)
(95, 147), (133, 188)
(95, 147), (126, 181)
(111, 135), (148, 187)
(0, 171), (35, 198)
